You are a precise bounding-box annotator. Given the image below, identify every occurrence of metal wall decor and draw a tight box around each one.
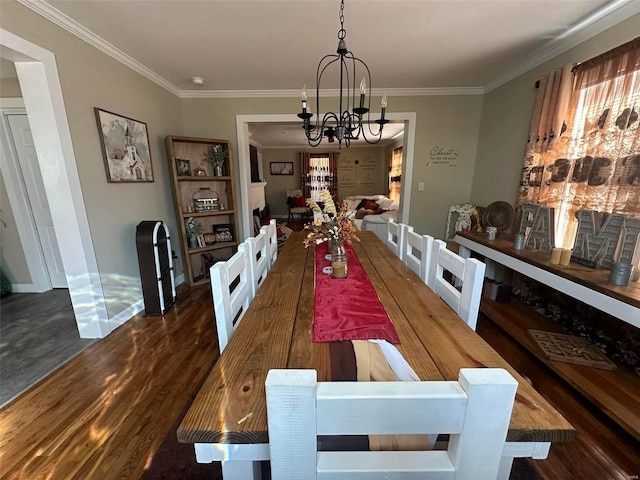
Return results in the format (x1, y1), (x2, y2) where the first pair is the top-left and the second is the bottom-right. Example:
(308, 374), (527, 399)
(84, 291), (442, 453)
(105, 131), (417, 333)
(518, 203), (555, 252)
(297, 0), (388, 148)
(573, 210), (640, 269)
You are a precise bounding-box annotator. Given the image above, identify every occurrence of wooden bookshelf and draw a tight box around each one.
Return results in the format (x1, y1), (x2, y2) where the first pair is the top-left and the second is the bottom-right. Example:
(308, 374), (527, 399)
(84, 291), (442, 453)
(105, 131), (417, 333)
(165, 136), (240, 286)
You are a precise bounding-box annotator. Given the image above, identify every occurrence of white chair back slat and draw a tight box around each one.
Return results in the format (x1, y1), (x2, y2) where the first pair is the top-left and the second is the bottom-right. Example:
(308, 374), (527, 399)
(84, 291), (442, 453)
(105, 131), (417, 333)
(386, 220), (407, 260)
(210, 247), (250, 353)
(266, 368), (517, 480)
(428, 239), (486, 330)
(260, 218), (278, 268)
(403, 226), (434, 284)
(239, 232), (269, 298)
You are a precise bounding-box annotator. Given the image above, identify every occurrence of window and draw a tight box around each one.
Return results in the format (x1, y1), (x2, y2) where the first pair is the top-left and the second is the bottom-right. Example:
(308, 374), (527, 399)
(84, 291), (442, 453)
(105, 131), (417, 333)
(389, 147), (402, 204)
(300, 152), (338, 201)
(517, 38), (640, 249)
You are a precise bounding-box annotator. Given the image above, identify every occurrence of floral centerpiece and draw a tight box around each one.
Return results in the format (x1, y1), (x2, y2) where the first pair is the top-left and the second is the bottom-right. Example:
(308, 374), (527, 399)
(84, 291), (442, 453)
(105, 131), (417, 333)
(303, 189), (359, 248)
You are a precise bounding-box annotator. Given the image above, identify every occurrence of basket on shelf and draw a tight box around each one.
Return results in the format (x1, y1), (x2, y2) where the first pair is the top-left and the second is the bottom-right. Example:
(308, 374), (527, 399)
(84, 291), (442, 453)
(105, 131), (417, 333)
(192, 187), (220, 213)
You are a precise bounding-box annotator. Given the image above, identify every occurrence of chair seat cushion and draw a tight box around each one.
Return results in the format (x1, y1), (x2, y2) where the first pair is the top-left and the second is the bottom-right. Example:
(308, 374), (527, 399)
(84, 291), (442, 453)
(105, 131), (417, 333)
(290, 207), (309, 214)
(292, 196), (307, 207)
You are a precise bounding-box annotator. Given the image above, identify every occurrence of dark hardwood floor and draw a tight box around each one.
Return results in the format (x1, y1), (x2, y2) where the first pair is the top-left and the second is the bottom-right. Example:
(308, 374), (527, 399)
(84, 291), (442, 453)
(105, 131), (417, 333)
(0, 279), (637, 479)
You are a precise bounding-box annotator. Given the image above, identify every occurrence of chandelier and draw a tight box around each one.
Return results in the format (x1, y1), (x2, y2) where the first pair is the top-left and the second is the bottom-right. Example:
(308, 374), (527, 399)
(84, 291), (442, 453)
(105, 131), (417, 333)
(297, 0), (388, 148)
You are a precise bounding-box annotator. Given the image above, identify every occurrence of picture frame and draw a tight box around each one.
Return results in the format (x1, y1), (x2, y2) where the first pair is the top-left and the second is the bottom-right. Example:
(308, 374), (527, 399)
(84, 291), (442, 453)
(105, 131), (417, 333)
(203, 232), (217, 245)
(176, 158), (191, 176)
(212, 223), (234, 243)
(197, 234), (206, 248)
(94, 108), (154, 183)
(270, 162), (293, 175)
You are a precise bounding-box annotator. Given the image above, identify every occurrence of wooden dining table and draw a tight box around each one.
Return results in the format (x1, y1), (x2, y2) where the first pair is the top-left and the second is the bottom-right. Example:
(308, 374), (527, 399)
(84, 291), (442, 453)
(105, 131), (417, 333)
(178, 231), (574, 479)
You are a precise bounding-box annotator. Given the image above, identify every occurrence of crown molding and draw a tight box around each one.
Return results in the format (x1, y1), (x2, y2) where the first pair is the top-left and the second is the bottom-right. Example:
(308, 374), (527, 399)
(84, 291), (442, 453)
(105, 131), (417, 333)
(21, 0), (639, 99)
(179, 86), (483, 99)
(17, 0), (181, 97)
(484, 0), (640, 93)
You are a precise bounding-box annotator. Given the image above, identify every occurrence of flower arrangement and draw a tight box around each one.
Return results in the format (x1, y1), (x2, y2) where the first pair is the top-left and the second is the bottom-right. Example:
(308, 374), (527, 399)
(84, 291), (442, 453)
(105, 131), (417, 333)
(303, 189), (359, 248)
(185, 216), (203, 238)
(204, 144), (228, 172)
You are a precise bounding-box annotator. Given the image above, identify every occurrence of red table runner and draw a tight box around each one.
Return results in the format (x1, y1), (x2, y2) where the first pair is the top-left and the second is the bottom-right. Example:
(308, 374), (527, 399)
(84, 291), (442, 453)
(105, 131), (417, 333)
(313, 242), (400, 344)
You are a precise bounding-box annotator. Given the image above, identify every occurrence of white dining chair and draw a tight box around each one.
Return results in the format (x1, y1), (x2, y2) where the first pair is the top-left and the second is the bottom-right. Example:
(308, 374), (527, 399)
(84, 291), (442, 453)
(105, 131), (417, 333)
(238, 231), (269, 299)
(427, 239), (486, 330)
(266, 368), (517, 480)
(386, 219), (407, 261)
(403, 226), (434, 284)
(210, 247), (251, 353)
(260, 218), (278, 268)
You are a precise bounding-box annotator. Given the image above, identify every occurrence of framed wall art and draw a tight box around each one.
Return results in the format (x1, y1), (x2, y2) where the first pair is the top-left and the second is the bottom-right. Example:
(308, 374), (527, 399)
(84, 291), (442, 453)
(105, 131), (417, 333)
(94, 108), (154, 183)
(176, 158), (191, 176)
(212, 223), (234, 243)
(270, 162), (294, 175)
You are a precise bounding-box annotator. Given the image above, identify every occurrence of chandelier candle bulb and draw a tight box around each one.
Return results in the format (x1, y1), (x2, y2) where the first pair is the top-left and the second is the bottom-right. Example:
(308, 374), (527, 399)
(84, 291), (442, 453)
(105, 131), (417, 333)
(550, 248), (562, 265)
(560, 248), (572, 266)
(359, 78), (366, 108)
(301, 85), (307, 111)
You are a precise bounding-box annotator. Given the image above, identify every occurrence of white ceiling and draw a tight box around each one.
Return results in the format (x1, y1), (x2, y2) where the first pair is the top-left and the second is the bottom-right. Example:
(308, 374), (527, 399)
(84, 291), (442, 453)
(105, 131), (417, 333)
(11, 0), (640, 146)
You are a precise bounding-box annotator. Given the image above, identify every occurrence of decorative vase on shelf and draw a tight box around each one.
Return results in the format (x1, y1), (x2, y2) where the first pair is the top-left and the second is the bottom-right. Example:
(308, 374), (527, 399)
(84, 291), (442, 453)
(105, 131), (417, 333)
(214, 164), (224, 177)
(188, 236), (199, 249)
(331, 241), (347, 279)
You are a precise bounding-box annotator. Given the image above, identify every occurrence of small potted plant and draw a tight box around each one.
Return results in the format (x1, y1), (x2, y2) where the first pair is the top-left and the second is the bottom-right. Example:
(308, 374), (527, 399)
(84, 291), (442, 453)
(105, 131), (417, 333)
(204, 144), (228, 176)
(185, 217), (203, 248)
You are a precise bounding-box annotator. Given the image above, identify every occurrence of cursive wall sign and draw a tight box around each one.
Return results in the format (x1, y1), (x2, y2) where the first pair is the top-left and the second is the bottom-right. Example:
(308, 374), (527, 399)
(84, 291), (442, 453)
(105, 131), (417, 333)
(428, 146), (459, 167)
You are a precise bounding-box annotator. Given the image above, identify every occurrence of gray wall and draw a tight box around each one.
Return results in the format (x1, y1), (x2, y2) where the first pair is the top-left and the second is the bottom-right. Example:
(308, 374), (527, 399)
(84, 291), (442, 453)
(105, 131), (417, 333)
(1, 1), (184, 317)
(0, 170), (30, 284)
(471, 13), (640, 211)
(181, 94), (483, 238)
(0, 78), (22, 97)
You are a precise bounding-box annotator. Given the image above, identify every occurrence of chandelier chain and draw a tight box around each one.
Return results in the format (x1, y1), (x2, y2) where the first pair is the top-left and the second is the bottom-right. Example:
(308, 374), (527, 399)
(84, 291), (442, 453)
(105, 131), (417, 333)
(338, 0), (345, 40)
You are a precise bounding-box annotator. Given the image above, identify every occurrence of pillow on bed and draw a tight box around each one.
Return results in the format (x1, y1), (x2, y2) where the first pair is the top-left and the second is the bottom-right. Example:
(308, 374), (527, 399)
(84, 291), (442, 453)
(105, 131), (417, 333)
(355, 207), (387, 219)
(356, 199), (380, 211)
(376, 197), (395, 210)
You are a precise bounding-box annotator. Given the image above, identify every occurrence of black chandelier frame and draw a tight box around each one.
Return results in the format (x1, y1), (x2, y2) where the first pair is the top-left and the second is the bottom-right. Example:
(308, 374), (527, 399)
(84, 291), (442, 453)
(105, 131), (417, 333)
(297, 0), (388, 148)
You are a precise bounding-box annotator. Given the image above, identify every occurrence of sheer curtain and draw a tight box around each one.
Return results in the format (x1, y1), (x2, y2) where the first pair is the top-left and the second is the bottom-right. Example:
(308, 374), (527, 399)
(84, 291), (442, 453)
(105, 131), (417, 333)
(300, 152), (339, 201)
(388, 147), (403, 204)
(516, 37), (640, 248)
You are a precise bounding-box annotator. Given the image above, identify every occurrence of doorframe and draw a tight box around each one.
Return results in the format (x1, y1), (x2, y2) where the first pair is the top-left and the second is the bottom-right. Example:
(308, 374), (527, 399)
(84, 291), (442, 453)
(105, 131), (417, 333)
(235, 113), (415, 239)
(0, 101), (52, 292)
(0, 29), (110, 338)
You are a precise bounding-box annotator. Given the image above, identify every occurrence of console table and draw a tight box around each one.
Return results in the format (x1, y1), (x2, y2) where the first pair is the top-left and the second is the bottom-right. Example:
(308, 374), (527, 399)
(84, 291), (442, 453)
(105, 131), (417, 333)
(454, 232), (640, 441)
(454, 232), (640, 328)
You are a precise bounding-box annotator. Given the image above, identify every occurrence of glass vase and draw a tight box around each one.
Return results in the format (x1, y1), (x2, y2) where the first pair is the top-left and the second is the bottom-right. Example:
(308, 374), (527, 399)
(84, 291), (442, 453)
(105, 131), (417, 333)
(214, 164), (224, 176)
(331, 242), (347, 279)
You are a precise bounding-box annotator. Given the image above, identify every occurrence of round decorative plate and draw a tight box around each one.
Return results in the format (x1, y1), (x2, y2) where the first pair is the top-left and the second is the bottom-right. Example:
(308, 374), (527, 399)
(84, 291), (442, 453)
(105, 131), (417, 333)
(482, 201), (515, 232)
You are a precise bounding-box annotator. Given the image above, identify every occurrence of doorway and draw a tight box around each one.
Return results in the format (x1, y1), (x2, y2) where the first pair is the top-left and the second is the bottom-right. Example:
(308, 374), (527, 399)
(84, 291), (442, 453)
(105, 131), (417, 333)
(0, 28), (110, 339)
(235, 113), (416, 239)
(2, 111), (66, 290)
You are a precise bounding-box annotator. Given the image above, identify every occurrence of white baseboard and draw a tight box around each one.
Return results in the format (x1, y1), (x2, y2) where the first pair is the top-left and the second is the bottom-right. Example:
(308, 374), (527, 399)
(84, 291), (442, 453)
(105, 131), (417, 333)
(107, 275), (184, 332)
(109, 298), (144, 330)
(10, 283), (46, 293)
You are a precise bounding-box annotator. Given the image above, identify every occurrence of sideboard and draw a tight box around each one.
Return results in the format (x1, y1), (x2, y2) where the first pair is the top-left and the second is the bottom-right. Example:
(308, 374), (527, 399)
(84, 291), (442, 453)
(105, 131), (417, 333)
(454, 232), (640, 328)
(454, 232), (640, 441)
